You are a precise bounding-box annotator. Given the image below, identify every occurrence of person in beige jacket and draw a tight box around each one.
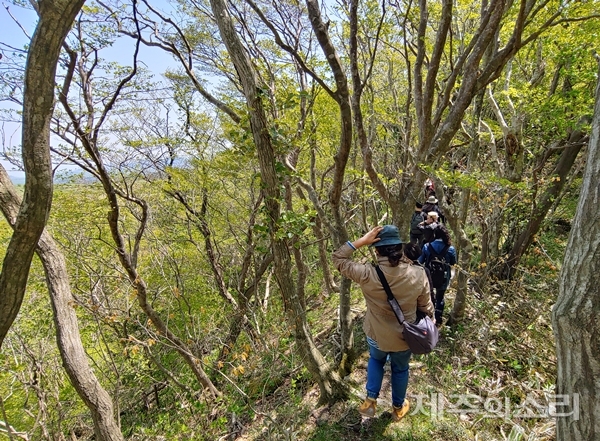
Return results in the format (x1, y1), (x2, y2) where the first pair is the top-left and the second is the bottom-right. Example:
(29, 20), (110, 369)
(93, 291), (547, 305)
(332, 225), (434, 421)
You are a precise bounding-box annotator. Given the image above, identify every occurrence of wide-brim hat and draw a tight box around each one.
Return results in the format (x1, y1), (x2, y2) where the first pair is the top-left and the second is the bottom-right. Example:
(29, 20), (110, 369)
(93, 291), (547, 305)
(427, 195), (438, 204)
(372, 225), (403, 247)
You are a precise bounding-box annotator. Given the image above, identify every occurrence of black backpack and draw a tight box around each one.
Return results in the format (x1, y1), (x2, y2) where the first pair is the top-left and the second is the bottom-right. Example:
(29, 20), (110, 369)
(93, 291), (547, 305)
(426, 244), (450, 289)
(410, 212), (425, 234)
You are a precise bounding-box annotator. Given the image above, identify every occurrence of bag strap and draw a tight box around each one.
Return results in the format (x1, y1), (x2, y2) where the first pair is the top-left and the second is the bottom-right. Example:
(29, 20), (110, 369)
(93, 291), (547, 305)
(374, 265), (406, 324)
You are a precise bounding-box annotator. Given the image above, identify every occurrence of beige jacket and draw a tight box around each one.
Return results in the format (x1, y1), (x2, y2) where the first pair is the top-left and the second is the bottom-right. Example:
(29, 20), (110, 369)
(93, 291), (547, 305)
(333, 243), (434, 352)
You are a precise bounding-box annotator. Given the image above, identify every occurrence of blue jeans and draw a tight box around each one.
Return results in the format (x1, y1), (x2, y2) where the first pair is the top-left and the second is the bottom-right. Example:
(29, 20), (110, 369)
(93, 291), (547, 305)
(365, 337), (411, 407)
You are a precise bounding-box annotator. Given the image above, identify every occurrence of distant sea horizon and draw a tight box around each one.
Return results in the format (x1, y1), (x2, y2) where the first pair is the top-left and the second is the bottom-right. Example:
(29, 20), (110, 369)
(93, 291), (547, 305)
(8, 174), (90, 186)
(9, 174), (25, 185)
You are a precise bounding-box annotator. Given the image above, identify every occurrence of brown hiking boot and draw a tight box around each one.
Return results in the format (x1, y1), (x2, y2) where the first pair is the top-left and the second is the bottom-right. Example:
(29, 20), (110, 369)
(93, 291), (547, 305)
(391, 400), (410, 422)
(358, 398), (377, 417)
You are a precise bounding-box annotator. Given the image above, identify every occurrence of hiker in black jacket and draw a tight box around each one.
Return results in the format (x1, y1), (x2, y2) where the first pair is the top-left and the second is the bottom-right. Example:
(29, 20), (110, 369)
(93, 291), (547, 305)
(409, 202), (426, 244)
(418, 225), (457, 326)
(421, 194), (445, 224)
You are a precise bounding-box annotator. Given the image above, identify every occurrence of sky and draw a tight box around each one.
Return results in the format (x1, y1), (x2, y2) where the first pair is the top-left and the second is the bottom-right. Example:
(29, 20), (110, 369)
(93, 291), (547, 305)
(0, 0), (177, 184)
(1, 3), (36, 182)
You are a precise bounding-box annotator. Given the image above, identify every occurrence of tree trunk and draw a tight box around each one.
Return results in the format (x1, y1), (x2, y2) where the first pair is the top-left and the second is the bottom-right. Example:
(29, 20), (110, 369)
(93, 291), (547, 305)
(448, 90), (483, 324)
(0, 166), (124, 441)
(0, 0), (85, 348)
(552, 62), (600, 441)
(500, 131), (585, 279)
(448, 208), (473, 326)
(381, 0), (522, 240)
(313, 216), (339, 295)
(308, 128), (338, 295)
(57, 43), (220, 396)
(304, 0), (355, 374)
(210, 0), (348, 404)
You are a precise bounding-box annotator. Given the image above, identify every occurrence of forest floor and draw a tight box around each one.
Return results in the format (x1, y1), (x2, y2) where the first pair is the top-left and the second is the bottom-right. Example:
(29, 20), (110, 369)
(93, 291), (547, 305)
(233, 275), (558, 441)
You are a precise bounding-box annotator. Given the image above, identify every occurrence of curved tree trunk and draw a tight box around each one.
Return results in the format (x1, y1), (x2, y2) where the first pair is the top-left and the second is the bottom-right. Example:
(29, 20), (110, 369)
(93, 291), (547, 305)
(0, 0), (85, 348)
(308, 133), (338, 295)
(305, 0), (355, 375)
(371, 0), (509, 244)
(552, 62), (600, 441)
(485, 74), (526, 274)
(442, 174), (474, 326)
(210, 0), (347, 404)
(313, 216), (339, 295)
(497, 50), (585, 280)
(0, 166), (124, 441)
(448, 90), (484, 324)
(101, 187), (220, 396)
(500, 130), (585, 279)
(56, 35), (220, 397)
(448, 215), (473, 325)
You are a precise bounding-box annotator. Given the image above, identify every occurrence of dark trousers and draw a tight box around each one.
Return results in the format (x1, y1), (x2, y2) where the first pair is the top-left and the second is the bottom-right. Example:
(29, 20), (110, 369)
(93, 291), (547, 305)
(410, 233), (423, 245)
(434, 287), (447, 322)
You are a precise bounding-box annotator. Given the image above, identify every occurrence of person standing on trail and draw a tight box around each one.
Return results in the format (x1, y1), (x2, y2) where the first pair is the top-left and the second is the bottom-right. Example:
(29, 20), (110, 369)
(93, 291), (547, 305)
(421, 194), (445, 224)
(424, 178), (435, 198)
(418, 211), (440, 246)
(409, 202), (426, 244)
(332, 225), (434, 421)
(418, 224), (456, 327)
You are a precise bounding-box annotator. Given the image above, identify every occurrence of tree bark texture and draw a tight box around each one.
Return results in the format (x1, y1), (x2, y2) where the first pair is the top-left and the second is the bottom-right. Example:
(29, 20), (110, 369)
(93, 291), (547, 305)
(390, 0), (511, 234)
(501, 131), (585, 279)
(305, 0), (355, 372)
(0, 166), (124, 441)
(448, 91), (482, 324)
(0, 0), (85, 348)
(210, 0), (347, 404)
(552, 64), (600, 441)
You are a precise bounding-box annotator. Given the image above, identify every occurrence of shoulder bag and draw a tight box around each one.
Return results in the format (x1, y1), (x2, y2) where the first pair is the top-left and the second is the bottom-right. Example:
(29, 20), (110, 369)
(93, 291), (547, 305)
(374, 265), (439, 354)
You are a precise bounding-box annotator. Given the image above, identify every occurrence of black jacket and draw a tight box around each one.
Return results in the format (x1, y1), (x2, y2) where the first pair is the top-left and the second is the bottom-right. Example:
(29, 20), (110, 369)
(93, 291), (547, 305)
(410, 211), (425, 235)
